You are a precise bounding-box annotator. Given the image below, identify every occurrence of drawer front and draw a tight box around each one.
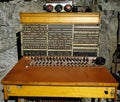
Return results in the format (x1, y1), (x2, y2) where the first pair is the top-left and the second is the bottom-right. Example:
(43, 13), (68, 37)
(6, 85), (116, 98)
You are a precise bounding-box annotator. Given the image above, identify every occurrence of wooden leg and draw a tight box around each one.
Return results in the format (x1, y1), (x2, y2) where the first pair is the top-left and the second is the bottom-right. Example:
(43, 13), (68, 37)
(113, 98), (116, 102)
(98, 98), (102, 102)
(5, 100), (7, 102)
(80, 98), (84, 102)
(3, 85), (9, 101)
(18, 98), (21, 102)
(106, 99), (109, 102)
(91, 98), (95, 102)
(14, 97), (21, 102)
(113, 87), (118, 102)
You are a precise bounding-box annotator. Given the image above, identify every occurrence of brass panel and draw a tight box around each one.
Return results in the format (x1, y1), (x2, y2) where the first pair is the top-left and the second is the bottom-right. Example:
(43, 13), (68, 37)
(20, 12), (101, 24)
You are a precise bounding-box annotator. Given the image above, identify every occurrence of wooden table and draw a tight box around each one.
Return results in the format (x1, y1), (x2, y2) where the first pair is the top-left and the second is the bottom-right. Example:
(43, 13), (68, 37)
(1, 57), (119, 102)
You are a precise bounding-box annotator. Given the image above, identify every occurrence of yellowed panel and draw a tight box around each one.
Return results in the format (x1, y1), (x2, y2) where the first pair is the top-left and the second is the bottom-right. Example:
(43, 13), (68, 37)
(7, 85), (115, 98)
(20, 12), (100, 24)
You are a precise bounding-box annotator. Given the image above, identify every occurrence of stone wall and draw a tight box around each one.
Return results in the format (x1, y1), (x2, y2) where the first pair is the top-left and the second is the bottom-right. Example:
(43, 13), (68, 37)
(0, 0), (120, 102)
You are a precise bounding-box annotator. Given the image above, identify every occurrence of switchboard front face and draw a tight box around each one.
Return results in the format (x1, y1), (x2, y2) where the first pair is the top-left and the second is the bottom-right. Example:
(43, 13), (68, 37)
(21, 24), (100, 57)
(20, 12), (100, 59)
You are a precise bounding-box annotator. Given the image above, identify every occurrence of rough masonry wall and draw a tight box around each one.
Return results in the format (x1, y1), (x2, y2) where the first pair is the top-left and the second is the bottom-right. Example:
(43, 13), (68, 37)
(0, 0), (120, 102)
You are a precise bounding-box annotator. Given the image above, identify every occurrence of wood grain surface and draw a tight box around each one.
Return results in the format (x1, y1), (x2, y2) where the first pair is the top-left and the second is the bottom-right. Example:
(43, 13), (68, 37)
(1, 57), (118, 87)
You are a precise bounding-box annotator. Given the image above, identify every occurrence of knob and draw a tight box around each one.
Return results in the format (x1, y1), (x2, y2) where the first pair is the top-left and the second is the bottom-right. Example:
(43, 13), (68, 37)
(55, 5), (63, 12)
(64, 4), (72, 12)
(46, 5), (53, 12)
(95, 57), (106, 65)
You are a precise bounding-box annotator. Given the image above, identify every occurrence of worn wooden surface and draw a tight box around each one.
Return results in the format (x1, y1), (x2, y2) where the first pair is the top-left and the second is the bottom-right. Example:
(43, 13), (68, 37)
(1, 57), (118, 87)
